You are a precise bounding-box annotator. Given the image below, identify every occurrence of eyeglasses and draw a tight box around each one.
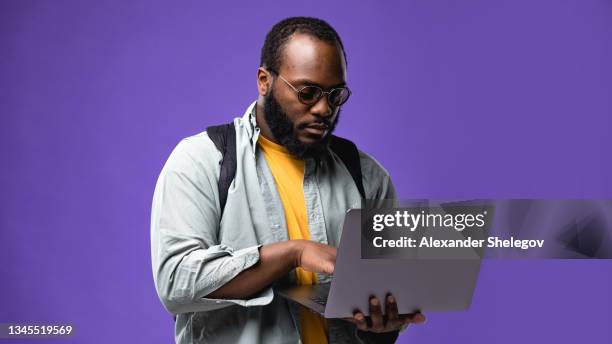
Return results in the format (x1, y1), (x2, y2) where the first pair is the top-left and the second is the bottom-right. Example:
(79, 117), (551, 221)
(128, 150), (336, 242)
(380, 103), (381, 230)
(277, 74), (351, 108)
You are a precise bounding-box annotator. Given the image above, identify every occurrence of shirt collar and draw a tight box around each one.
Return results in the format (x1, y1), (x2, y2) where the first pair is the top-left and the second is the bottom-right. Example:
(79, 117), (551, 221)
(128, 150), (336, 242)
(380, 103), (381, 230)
(241, 100), (260, 153)
(240, 99), (325, 168)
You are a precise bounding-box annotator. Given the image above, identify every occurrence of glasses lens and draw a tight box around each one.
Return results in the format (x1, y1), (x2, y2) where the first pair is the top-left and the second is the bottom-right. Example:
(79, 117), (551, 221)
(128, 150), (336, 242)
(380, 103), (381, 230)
(298, 86), (322, 104)
(328, 88), (351, 107)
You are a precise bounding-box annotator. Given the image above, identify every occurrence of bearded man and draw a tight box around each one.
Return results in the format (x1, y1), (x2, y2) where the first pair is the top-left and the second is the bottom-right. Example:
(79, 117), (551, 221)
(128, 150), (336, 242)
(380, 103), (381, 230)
(151, 16), (425, 344)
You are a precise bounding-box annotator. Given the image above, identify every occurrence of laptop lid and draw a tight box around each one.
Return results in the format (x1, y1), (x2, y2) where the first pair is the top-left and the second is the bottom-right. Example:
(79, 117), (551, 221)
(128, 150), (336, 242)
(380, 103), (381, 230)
(324, 209), (482, 318)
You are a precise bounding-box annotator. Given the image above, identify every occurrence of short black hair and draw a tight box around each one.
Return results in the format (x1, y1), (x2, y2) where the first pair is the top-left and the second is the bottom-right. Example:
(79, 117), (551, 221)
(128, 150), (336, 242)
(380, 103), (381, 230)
(260, 16), (347, 75)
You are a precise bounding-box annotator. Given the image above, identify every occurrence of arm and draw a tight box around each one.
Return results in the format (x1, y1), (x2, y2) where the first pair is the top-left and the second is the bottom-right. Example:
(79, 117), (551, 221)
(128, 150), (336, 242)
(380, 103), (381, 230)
(207, 240), (336, 299)
(151, 137), (337, 314)
(151, 137), (265, 315)
(345, 151), (426, 342)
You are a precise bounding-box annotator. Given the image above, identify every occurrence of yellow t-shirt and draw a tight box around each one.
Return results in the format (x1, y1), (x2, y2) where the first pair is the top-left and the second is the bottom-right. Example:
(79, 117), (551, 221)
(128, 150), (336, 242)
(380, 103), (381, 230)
(258, 135), (328, 344)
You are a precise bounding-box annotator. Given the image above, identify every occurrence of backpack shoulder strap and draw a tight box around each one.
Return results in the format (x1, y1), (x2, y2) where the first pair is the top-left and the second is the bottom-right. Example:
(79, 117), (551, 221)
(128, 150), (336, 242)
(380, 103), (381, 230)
(206, 122), (237, 217)
(205, 125), (365, 216)
(329, 135), (366, 199)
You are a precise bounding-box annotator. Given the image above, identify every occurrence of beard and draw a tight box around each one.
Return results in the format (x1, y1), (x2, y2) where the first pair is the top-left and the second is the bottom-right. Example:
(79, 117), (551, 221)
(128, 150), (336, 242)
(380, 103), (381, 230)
(262, 89), (340, 160)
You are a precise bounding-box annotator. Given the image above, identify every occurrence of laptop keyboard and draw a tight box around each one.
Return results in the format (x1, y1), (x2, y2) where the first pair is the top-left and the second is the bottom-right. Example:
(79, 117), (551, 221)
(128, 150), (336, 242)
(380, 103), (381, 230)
(311, 295), (328, 306)
(309, 284), (331, 306)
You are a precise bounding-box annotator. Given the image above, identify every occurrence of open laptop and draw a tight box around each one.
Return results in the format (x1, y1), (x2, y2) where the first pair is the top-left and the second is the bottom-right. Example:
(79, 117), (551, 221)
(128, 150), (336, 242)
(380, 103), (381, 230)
(276, 209), (482, 318)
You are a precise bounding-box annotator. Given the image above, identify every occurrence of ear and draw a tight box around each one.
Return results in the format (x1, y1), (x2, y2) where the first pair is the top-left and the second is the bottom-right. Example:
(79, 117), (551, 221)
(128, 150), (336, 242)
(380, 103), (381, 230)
(257, 67), (272, 96)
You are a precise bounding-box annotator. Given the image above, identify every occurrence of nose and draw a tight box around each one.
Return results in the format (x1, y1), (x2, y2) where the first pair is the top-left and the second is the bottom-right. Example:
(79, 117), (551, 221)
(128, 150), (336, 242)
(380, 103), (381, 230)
(309, 94), (333, 119)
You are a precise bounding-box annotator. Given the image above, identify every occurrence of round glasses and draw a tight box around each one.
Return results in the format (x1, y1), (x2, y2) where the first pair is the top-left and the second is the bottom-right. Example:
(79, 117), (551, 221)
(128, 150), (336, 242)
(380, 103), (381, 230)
(277, 74), (351, 108)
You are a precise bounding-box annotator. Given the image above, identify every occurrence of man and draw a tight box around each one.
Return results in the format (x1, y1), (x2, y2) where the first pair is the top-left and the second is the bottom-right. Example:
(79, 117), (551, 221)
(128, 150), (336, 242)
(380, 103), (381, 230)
(151, 17), (425, 343)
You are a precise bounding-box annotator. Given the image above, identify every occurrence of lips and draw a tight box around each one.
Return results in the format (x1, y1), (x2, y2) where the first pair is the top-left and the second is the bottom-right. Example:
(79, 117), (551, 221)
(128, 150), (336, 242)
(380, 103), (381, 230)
(303, 123), (329, 137)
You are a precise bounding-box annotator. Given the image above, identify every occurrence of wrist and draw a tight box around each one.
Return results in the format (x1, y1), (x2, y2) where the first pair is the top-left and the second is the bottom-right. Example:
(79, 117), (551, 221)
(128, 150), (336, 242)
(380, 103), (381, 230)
(290, 240), (305, 269)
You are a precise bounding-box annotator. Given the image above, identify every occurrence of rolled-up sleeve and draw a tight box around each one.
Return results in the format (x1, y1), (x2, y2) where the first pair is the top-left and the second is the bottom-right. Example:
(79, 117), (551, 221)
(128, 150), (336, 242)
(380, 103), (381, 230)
(150, 136), (273, 315)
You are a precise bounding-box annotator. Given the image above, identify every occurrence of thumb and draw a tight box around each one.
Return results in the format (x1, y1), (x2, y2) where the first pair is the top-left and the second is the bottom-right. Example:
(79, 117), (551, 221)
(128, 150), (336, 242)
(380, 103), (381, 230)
(323, 261), (334, 275)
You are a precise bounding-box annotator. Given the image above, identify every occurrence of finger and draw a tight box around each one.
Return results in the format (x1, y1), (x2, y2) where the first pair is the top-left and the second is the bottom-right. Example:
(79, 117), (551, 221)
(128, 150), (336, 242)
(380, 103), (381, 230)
(352, 311), (368, 331)
(323, 261), (334, 275)
(412, 313), (426, 324)
(400, 312), (427, 325)
(385, 294), (400, 326)
(369, 297), (384, 332)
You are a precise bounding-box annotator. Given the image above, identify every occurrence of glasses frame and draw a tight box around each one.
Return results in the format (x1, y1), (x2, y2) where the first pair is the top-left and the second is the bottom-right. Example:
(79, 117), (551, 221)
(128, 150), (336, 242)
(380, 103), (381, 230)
(276, 74), (351, 108)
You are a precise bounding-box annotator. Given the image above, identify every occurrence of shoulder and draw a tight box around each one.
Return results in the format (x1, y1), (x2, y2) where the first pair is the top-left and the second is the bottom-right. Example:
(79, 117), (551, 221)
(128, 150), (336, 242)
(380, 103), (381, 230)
(356, 149), (393, 190)
(330, 136), (390, 180)
(328, 135), (395, 199)
(330, 135), (396, 200)
(162, 115), (248, 175)
(357, 148), (397, 201)
(162, 130), (222, 179)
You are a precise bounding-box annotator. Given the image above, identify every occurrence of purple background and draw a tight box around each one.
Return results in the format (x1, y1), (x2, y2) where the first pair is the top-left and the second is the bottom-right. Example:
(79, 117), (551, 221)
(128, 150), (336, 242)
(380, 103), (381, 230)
(1, 0), (611, 343)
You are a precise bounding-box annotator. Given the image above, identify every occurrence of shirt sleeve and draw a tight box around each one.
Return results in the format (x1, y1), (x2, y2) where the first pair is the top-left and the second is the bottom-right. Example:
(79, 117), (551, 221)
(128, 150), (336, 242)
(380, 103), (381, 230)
(355, 328), (400, 344)
(150, 136), (273, 315)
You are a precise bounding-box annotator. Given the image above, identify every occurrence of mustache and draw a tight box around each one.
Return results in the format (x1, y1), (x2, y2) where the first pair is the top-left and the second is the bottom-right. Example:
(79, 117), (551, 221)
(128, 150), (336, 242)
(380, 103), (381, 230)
(297, 119), (332, 130)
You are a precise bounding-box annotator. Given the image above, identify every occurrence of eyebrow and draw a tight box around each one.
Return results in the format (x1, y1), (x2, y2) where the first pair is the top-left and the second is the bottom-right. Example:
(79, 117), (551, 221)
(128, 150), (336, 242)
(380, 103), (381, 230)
(291, 78), (347, 89)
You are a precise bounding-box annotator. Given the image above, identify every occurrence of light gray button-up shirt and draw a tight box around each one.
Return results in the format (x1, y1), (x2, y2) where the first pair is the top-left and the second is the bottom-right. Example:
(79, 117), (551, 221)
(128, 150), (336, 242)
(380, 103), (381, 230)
(151, 101), (397, 343)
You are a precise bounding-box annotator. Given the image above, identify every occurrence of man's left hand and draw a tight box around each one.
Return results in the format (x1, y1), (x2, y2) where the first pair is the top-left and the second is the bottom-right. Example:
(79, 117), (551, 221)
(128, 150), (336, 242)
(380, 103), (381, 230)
(344, 294), (426, 333)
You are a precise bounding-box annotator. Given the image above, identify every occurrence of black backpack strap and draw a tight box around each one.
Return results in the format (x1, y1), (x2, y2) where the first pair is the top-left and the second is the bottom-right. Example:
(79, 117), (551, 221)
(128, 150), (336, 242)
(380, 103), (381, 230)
(206, 122), (237, 218)
(330, 135), (366, 199)
(205, 125), (365, 218)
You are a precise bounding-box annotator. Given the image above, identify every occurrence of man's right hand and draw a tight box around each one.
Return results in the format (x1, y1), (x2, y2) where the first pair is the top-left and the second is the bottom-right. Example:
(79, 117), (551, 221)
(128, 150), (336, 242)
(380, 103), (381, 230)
(293, 240), (337, 275)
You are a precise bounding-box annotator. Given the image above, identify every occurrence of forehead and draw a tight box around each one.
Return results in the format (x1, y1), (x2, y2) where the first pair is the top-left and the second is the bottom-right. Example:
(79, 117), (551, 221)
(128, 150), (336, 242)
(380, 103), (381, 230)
(278, 33), (346, 87)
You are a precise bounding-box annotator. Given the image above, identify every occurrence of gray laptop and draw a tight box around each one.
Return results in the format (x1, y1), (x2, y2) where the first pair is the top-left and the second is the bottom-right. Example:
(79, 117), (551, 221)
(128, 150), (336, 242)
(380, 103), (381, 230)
(276, 209), (482, 318)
